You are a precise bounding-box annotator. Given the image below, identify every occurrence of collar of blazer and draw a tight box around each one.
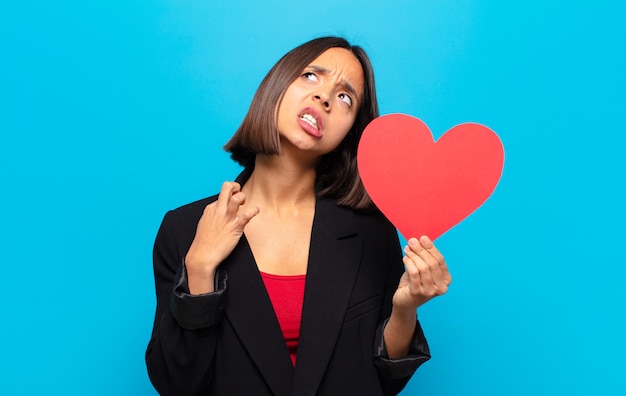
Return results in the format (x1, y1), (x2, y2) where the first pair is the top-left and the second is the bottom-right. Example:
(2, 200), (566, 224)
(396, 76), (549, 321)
(220, 184), (362, 396)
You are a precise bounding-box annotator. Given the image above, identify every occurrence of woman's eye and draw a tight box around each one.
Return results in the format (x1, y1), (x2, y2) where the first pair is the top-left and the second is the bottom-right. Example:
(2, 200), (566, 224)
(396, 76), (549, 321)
(338, 93), (353, 107)
(302, 72), (318, 81)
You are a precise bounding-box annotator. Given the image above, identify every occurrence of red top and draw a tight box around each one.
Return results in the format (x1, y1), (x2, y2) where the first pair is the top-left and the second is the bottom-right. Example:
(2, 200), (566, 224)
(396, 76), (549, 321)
(260, 271), (306, 366)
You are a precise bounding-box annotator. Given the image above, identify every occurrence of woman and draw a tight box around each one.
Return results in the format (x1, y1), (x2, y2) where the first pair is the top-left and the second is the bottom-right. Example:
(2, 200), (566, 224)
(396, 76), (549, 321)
(146, 36), (451, 396)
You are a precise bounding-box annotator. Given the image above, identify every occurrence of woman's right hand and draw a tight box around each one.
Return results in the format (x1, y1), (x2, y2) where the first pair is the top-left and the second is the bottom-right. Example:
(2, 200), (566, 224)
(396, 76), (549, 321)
(185, 181), (260, 294)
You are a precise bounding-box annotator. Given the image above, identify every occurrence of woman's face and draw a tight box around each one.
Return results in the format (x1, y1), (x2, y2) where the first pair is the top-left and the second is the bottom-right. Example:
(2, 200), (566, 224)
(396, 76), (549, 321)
(276, 47), (365, 160)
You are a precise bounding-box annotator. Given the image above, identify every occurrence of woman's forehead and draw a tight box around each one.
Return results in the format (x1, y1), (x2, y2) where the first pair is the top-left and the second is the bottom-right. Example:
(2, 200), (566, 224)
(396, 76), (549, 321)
(307, 48), (365, 96)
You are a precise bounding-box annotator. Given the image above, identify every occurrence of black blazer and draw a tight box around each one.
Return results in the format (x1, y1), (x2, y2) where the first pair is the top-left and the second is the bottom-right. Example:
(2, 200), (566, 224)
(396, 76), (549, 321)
(146, 188), (430, 396)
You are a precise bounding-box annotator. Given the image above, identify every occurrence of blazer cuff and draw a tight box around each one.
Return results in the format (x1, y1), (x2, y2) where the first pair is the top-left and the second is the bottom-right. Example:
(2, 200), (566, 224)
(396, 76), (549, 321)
(170, 261), (227, 331)
(373, 317), (431, 379)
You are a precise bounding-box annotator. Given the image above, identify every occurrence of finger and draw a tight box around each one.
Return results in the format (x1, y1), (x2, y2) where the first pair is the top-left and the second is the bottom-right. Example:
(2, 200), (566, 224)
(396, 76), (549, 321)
(226, 191), (247, 217)
(419, 236), (445, 265)
(403, 256), (438, 304)
(403, 246), (433, 288)
(430, 265), (450, 293)
(418, 236), (452, 286)
(407, 237), (439, 268)
(402, 256), (425, 294)
(404, 254), (448, 301)
(216, 182), (241, 212)
(238, 206), (260, 227)
(405, 241), (450, 296)
(440, 263), (453, 286)
(410, 237), (447, 279)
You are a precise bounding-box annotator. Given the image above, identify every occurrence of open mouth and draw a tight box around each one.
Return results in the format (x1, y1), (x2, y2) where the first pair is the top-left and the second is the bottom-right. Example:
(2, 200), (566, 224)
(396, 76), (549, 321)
(297, 107), (324, 137)
(299, 113), (319, 130)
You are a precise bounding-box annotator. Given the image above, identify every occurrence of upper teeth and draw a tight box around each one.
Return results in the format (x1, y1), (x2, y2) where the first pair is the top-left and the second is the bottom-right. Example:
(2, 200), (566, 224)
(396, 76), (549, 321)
(300, 114), (318, 129)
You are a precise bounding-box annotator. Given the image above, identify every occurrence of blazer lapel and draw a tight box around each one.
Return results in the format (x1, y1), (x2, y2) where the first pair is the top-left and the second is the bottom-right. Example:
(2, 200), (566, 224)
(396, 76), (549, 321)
(292, 197), (363, 395)
(222, 236), (295, 396)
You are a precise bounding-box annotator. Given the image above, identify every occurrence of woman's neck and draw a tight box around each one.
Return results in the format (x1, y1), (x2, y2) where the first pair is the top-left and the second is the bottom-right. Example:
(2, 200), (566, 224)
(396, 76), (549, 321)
(242, 153), (317, 212)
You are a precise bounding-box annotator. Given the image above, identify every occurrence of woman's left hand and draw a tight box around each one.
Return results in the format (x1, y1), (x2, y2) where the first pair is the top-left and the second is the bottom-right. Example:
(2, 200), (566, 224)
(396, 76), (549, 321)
(384, 236), (452, 358)
(392, 236), (452, 312)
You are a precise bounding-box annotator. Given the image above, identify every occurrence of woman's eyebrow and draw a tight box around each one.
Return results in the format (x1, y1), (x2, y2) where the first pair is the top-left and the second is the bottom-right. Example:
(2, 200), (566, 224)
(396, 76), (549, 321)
(308, 64), (360, 102)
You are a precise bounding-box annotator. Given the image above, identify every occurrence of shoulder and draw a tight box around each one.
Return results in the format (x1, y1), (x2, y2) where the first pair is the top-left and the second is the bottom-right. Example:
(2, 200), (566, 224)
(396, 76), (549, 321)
(154, 194), (219, 255)
(163, 169), (250, 225)
(156, 194), (218, 241)
(353, 206), (396, 235)
(320, 196), (397, 239)
(164, 194), (218, 224)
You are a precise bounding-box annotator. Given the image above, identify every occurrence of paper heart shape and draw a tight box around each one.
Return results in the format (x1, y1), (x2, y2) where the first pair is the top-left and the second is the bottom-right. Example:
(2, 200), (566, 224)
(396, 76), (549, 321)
(357, 114), (504, 240)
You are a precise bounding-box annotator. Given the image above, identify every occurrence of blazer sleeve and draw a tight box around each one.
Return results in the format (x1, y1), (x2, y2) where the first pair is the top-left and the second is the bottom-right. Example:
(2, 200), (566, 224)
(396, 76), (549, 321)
(372, 217), (431, 395)
(373, 318), (431, 378)
(145, 210), (225, 396)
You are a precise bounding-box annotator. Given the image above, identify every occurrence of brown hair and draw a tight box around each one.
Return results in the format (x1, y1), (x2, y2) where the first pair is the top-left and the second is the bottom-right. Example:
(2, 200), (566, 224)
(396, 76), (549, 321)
(224, 36), (379, 210)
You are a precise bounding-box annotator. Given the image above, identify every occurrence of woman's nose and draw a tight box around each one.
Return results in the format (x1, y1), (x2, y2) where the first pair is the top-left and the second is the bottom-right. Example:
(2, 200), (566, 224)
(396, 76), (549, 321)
(314, 93), (331, 109)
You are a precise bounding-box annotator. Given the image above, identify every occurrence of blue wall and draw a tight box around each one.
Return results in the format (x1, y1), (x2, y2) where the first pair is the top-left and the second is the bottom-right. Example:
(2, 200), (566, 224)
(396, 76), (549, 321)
(1, 1), (624, 394)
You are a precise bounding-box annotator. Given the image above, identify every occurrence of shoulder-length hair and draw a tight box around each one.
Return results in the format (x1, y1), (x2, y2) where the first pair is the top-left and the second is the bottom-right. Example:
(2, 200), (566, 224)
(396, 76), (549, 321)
(223, 36), (379, 210)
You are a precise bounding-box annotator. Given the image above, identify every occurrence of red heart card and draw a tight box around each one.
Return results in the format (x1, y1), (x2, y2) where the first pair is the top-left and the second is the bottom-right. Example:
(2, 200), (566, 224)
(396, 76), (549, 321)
(357, 114), (504, 240)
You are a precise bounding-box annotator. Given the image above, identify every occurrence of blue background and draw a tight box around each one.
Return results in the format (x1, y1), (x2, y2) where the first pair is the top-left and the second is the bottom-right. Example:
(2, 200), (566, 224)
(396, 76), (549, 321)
(1, 0), (625, 394)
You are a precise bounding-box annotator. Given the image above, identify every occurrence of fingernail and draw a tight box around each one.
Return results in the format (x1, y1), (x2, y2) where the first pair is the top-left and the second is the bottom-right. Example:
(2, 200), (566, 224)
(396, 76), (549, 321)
(408, 238), (418, 246)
